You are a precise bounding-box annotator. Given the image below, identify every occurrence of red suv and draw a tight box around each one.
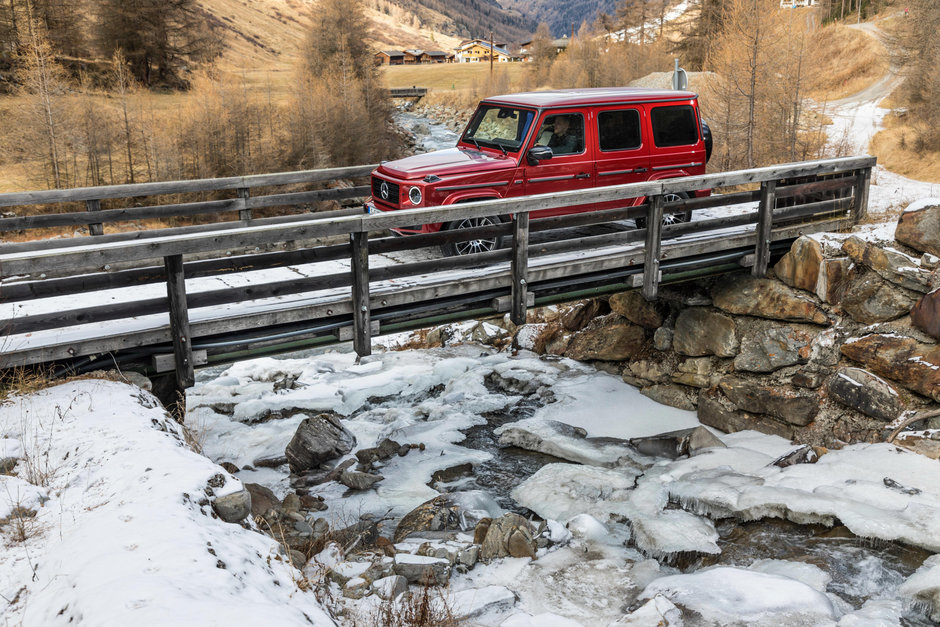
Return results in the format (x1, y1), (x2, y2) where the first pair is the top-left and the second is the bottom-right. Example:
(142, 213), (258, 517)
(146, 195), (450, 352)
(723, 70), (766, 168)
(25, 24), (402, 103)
(367, 88), (712, 255)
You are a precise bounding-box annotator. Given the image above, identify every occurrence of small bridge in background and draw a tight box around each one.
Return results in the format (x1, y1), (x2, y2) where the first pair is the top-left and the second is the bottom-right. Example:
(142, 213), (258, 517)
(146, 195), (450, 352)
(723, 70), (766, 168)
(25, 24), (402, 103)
(389, 87), (428, 99)
(0, 156), (874, 405)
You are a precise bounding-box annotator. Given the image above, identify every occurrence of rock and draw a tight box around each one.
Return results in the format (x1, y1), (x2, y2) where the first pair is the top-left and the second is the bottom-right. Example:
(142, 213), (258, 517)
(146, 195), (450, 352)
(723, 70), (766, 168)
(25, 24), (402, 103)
(842, 236), (935, 293)
(289, 550), (307, 568)
(815, 257), (854, 304)
(841, 334), (940, 402)
(252, 455), (288, 469)
(840, 272), (919, 324)
(393, 554), (451, 585)
(911, 290), (940, 339)
(653, 326), (673, 351)
(480, 513), (537, 561)
(431, 463), (474, 484)
(895, 201), (940, 257)
(374, 575), (408, 600)
(564, 314), (646, 361)
(608, 290), (667, 329)
(457, 545), (480, 568)
(513, 322), (567, 355)
(923, 253), (940, 270)
(342, 577), (371, 599)
(712, 275), (829, 325)
(560, 299), (608, 331)
(219, 461), (240, 474)
(329, 561), (371, 586)
(473, 518), (492, 544)
(447, 586), (518, 619)
(394, 495), (462, 543)
(339, 470), (384, 491)
(672, 308), (738, 357)
(639, 384), (697, 411)
(355, 438), (402, 465)
(293, 458), (356, 488)
(771, 444), (819, 467)
(245, 482), (280, 518)
(281, 493), (301, 513)
(212, 489), (252, 523)
(627, 357), (676, 384)
(697, 389), (795, 439)
(630, 426), (726, 459)
(733, 324), (815, 373)
(719, 377), (818, 426)
(670, 356), (722, 389)
(827, 368), (904, 422)
(285, 413), (355, 474)
(0, 457), (18, 474)
(774, 236), (823, 293)
(331, 520), (379, 551)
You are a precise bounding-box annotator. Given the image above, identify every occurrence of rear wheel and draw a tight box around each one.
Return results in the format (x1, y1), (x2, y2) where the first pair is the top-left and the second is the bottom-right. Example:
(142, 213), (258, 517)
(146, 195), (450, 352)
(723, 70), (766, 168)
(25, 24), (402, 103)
(635, 191), (692, 229)
(441, 215), (504, 256)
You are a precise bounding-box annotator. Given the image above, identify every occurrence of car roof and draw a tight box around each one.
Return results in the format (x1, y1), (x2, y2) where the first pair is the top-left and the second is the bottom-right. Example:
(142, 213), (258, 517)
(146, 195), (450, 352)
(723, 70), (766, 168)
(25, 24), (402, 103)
(481, 87), (697, 109)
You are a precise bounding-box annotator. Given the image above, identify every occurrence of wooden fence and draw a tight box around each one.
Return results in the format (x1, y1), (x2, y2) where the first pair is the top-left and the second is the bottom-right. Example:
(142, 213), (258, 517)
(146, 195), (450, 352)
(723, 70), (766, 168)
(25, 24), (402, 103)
(0, 155), (875, 395)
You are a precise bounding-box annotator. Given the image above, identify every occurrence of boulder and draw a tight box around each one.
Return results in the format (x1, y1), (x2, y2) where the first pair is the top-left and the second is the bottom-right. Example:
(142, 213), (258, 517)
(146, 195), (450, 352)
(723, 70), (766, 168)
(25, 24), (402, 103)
(733, 324), (815, 373)
(560, 299), (608, 331)
(629, 426), (726, 459)
(719, 377), (819, 426)
(895, 201), (940, 257)
(212, 489), (252, 523)
(670, 356), (722, 389)
(827, 368), (903, 422)
(393, 554), (451, 585)
(840, 272), (918, 324)
(394, 495), (462, 543)
(639, 384), (698, 411)
(245, 482), (280, 518)
(712, 275), (829, 325)
(911, 290), (940, 339)
(565, 314), (646, 361)
(815, 257), (855, 304)
(373, 575), (408, 600)
(479, 513), (537, 561)
(672, 308), (738, 357)
(608, 290), (667, 329)
(842, 236), (935, 293)
(285, 413), (356, 474)
(355, 438), (401, 465)
(841, 334), (940, 402)
(774, 236), (823, 293)
(697, 389), (795, 439)
(339, 470), (384, 491)
(653, 326), (674, 351)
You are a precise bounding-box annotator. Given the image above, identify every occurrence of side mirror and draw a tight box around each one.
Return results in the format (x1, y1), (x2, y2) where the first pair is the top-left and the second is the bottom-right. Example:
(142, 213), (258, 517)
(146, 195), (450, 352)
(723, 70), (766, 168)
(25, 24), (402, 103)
(526, 146), (553, 165)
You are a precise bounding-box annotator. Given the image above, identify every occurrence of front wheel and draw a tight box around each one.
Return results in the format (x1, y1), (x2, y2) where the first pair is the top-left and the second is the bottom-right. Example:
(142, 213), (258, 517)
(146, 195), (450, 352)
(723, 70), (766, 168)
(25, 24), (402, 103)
(441, 215), (504, 256)
(635, 192), (692, 229)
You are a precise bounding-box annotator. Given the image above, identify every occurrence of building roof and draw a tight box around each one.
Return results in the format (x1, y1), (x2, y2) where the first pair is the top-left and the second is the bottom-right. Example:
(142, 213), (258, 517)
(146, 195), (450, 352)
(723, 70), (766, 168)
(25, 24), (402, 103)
(481, 87), (697, 109)
(455, 40), (510, 56)
(404, 49), (425, 56)
(378, 50), (405, 57)
(426, 50), (451, 57)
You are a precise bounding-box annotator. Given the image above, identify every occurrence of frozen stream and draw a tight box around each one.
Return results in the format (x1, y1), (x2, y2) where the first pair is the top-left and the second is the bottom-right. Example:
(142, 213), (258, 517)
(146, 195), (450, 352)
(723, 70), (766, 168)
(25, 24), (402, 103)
(187, 340), (939, 626)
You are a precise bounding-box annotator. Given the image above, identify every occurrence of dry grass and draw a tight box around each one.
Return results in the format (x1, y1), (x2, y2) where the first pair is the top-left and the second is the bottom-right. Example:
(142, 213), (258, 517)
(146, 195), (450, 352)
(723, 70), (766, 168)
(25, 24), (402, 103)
(365, 584), (458, 627)
(870, 116), (940, 183)
(806, 23), (889, 101)
(381, 62), (527, 92)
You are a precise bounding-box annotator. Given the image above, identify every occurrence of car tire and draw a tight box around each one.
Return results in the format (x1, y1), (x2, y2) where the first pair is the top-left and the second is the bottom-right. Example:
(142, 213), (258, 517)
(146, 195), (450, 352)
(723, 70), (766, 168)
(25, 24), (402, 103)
(441, 215), (504, 256)
(635, 192), (692, 229)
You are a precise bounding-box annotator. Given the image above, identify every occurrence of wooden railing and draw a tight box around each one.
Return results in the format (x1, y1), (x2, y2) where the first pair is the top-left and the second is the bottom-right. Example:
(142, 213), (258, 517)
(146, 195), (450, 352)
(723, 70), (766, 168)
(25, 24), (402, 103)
(0, 155), (875, 394)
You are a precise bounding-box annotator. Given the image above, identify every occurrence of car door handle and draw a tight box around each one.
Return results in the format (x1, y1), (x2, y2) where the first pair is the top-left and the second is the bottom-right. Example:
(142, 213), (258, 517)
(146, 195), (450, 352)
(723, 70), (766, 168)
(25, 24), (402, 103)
(575, 173), (591, 179)
(634, 168), (647, 173)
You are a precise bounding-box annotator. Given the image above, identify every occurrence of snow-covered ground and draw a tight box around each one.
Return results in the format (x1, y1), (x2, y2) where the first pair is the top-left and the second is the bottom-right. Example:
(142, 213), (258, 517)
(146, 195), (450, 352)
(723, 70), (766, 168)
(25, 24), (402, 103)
(3, 348), (939, 625)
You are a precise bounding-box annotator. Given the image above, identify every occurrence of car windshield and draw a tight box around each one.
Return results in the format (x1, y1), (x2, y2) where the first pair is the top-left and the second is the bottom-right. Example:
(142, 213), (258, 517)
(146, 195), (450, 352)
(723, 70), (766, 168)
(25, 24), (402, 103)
(461, 105), (535, 152)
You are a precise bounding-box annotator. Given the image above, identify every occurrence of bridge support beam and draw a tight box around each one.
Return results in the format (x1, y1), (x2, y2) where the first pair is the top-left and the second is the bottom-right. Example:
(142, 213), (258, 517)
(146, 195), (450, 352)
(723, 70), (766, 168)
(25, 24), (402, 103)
(853, 168), (870, 223)
(164, 254), (195, 392)
(753, 180), (776, 277)
(643, 195), (663, 301)
(510, 213), (530, 325)
(351, 231), (372, 357)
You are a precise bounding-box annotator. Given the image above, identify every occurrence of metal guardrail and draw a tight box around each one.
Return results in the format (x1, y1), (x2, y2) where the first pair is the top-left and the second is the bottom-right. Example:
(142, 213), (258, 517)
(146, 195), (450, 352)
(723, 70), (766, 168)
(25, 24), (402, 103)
(0, 155), (875, 397)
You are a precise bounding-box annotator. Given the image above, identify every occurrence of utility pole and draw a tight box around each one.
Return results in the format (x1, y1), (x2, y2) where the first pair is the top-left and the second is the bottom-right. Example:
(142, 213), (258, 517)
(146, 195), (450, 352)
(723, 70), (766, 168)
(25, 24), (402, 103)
(489, 31), (494, 76)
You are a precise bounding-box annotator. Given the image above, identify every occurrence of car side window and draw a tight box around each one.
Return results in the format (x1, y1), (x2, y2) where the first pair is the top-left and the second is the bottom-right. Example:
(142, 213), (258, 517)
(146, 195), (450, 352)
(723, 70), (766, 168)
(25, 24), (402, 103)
(598, 109), (642, 152)
(650, 105), (699, 147)
(535, 113), (585, 156)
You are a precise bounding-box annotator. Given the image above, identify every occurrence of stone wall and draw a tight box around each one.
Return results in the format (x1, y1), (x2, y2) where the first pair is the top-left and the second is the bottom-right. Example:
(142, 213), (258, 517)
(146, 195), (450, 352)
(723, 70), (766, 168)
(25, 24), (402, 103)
(512, 202), (940, 450)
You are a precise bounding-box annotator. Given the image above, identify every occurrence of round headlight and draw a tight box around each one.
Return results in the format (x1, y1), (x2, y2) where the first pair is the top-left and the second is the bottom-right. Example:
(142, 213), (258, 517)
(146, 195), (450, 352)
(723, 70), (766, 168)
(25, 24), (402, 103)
(408, 186), (422, 205)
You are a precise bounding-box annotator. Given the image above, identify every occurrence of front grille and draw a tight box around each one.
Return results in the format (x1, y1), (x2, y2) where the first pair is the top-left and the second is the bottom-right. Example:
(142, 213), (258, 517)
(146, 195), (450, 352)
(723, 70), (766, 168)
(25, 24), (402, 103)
(372, 176), (400, 208)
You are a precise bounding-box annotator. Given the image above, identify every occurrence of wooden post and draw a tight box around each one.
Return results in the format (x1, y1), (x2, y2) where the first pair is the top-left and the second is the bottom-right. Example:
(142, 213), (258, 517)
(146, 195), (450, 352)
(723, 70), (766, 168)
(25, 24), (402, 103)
(643, 195), (663, 301)
(852, 167), (870, 223)
(237, 187), (252, 221)
(86, 199), (103, 236)
(753, 180), (776, 277)
(164, 254), (194, 390)
(350, 230), (371, 357)
(510, 213), (530, 325)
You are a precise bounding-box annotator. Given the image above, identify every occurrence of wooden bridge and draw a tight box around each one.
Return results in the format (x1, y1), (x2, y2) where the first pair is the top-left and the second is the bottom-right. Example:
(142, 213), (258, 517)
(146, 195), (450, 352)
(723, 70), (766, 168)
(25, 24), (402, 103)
(0, 156), (874, 402)
(389, 87), (428, 99)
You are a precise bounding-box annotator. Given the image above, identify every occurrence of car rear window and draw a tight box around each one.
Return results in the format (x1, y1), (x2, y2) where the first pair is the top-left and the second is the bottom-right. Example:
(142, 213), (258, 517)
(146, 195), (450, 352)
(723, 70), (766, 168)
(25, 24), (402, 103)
(598, 109), (642, 152)
(650, 105), (699, 147)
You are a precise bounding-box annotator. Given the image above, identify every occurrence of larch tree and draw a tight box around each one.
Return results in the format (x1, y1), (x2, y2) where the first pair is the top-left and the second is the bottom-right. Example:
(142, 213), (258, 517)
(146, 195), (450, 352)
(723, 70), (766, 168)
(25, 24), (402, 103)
(892, 0), (940, 151)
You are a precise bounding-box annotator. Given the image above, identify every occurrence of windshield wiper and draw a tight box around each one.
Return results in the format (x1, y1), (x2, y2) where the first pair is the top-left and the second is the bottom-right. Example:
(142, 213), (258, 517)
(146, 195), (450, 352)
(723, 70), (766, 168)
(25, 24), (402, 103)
(493, 140), (508, 156)
(466, 137), (482, 151)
